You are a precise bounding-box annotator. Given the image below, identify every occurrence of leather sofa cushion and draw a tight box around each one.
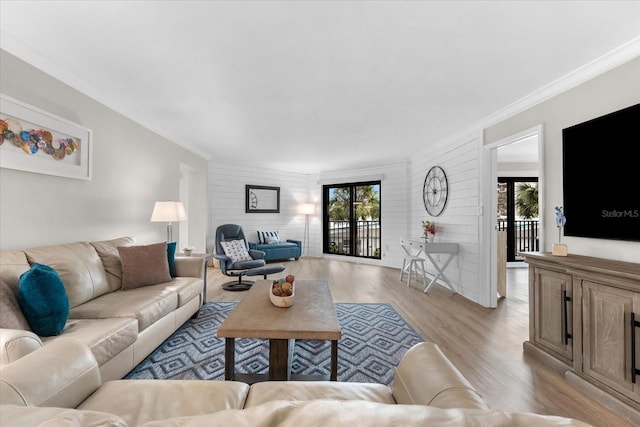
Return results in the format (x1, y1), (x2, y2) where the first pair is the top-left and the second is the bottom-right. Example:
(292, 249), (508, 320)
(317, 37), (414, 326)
(24, 242), (111, 308)
(174, 256), (206, 278)
(90, 237), (135, 292)
(41, 317), (137, 366)
(0, 250), (31, 293)
(69, 284), (178, 331)
(78, 380), (250, 426)
(0, 401), (593, 427)
(155, 276), (203, 307)
(245, 381), (395, 407)
(137, 400), (593, 427)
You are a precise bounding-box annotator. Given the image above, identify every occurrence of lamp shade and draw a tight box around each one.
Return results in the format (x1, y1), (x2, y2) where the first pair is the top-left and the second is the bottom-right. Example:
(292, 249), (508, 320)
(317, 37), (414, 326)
(150, 201), (187, 222)
(299, 203), (315, 215)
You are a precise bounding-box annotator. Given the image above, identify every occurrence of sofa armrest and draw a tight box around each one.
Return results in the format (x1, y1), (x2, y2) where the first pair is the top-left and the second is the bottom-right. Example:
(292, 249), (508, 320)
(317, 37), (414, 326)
(0, 329), (43, 367)
(286, 239), (302, 248)
(0, 338), (101, 408)
(392, 342), (489, 410)
(174, 256), (206, 278)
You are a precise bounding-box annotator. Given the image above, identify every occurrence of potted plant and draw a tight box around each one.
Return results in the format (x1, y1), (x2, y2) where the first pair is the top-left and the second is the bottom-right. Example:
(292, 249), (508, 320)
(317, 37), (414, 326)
(421, 220), (441, 242)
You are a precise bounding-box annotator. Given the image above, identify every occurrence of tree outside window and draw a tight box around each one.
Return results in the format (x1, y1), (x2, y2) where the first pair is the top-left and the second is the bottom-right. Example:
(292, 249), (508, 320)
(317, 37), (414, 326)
(324, 182), (381, 258)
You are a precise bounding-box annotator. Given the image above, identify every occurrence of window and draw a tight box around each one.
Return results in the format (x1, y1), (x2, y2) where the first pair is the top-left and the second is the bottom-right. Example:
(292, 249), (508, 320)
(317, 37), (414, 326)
(323, 181), (381, 259)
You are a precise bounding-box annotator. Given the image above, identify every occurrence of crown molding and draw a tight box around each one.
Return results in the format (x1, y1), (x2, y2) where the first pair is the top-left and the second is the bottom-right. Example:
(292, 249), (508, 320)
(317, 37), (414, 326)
(477, 36), (640, 130)
(0, 29), (210, 161)
(432, 36), (640, 151)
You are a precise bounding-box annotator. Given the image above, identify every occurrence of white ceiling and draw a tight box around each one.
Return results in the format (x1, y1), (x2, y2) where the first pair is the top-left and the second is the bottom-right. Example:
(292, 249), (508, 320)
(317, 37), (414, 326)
(1, 1), (639, 174)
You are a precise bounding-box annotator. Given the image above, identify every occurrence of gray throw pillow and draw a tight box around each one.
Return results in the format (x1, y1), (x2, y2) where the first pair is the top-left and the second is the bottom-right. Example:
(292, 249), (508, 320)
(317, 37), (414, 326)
(118, 242), (172, 290)
(0, 277), (32, 331)
(220, 240), (253, 263)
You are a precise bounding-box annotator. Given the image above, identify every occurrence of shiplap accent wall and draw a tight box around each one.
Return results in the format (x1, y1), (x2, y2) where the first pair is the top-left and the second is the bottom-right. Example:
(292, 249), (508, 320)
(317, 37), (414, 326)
(208, 162), (312, 254)
(209, 161), (411, 268)
(410, 132), (484, 305)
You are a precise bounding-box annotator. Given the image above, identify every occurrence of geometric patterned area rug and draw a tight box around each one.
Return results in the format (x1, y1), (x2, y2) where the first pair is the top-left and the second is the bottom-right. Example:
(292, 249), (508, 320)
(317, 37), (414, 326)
(125, 302), (424, 386)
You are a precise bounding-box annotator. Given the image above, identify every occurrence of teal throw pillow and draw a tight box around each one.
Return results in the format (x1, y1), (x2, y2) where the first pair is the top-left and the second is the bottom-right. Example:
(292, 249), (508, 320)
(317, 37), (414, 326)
(18, 263), (69, 336)
(167, 241), (177, 277)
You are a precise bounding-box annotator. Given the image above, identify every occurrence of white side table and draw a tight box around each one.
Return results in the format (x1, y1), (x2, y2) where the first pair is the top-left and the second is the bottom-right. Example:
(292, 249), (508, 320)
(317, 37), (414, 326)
(404, 238), (459, 293)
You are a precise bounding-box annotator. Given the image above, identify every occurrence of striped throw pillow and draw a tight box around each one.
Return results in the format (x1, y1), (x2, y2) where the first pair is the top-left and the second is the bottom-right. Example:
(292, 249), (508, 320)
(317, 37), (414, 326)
(257, 231), (280, 244)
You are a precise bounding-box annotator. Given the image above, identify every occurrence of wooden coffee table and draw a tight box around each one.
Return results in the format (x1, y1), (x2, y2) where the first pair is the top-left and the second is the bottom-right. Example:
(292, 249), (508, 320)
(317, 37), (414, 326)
(217, 279), (341, 383)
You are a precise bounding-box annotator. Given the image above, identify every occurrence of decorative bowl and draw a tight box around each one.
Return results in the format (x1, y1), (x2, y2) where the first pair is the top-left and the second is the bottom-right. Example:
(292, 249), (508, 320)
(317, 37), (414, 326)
(270, 278), (295, 308)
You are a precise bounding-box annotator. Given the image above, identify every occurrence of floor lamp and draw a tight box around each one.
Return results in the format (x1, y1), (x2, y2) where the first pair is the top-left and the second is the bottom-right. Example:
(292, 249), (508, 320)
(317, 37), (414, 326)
(150, 201), (186, 242)
(299, 203), (315, 257)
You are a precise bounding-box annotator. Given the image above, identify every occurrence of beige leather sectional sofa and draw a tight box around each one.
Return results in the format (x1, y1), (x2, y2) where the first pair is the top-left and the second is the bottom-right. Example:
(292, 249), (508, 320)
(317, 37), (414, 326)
(0, 237), (205, 383)
(0, 339), (591, 426)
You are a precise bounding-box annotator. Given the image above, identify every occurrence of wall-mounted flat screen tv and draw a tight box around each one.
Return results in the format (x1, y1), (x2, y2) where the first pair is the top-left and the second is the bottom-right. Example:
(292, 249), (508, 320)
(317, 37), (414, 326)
(562, 103), (640, 242)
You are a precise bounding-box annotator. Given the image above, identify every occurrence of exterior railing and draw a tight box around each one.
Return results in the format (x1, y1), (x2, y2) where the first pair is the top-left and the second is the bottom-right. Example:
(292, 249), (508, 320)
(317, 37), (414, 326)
(327, 218), (537, 260)
(328, 220), (380, 258)
(497, 219), (539, 258)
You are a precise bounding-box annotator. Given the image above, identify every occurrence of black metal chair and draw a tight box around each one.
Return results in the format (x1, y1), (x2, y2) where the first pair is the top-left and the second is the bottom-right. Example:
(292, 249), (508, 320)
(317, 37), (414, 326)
(214, 224), (284, 291)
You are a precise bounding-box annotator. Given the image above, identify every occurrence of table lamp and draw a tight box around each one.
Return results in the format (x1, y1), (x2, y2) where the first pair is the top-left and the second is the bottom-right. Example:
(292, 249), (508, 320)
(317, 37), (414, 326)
(150, 201), (186, 242)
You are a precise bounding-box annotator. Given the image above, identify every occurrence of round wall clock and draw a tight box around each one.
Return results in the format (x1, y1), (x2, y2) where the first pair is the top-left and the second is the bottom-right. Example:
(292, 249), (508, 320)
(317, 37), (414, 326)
(423, 166), (449, 216)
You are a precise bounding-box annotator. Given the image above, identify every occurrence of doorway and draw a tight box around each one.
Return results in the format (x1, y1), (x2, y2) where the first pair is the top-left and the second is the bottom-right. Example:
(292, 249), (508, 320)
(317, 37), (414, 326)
(482, 125), (543, 307)
(179, 162), (207, 253)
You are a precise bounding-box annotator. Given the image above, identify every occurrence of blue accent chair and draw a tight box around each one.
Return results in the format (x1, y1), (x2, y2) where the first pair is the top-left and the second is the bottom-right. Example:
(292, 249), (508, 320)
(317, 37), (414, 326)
(214, 224), (284, 291)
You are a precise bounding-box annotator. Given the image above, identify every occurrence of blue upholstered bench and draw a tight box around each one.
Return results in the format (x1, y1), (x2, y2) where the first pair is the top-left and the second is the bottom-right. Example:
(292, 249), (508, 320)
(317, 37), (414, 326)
(249, 239), (302, 261)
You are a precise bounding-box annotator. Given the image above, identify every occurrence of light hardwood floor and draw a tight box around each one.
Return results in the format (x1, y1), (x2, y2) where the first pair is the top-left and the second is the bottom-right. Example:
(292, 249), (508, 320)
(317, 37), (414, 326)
(205, 257), (632, 427)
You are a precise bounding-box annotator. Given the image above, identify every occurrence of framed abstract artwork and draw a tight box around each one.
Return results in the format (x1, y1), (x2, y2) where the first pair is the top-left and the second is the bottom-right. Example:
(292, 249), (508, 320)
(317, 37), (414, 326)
(0, 94), (93, 180)
(246, 185), (280, 213)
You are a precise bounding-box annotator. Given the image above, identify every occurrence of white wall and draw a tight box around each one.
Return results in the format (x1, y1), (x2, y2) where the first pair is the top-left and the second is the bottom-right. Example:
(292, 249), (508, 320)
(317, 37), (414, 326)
(485, 57), (640, 264)
(410, 132), (484, 304)
(208, 162), (311, 254)
(0, 49), (209, 250)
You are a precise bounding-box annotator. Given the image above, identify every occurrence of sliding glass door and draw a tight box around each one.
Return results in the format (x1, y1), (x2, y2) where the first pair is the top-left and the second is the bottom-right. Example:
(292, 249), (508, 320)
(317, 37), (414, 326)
(323, 181), (381, 259)
(497, 177), (539, 261)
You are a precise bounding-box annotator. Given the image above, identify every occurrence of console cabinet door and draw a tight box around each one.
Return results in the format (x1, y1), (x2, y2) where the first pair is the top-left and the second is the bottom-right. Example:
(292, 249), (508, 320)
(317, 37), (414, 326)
(582, 280), (640, 401)
(533, 268), (573, 362)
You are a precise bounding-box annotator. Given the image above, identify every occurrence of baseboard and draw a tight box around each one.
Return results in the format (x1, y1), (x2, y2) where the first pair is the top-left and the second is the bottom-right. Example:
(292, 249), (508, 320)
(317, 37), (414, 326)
(566, 371), (640, 426)
(522, 341), (571, 374)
